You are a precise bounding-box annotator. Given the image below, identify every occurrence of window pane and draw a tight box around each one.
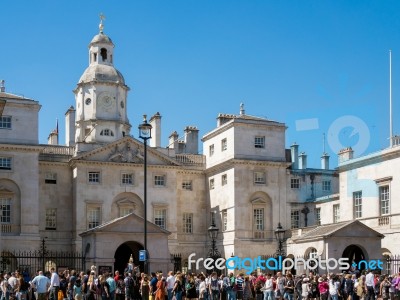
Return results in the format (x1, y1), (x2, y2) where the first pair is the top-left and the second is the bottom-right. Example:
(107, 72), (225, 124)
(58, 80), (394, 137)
(353, 191), (362, 218)
(254, 136), (265, 148)
(291, 210), (299, 229)
(0, 157), (12, 170)
(122, 173), (133, 185)
(333, 204), (340, 223)
(322, 180), (331, 191)
(254, 172), (265, 184)
(45, 208), (57, 230)
(253, 209), (264, 230)
(291, 178), (300, 189)
(0, 198), (11, 223)
(0, 116), (11, 129)
(380, 186), (390, 215)
(182, 181), (192, 190)
(223, 211), (227, 231)
(154, 209), (166, 229)
(154, 175), (165, 186)
(88, 207), (101, 229)
(88, 172), (100, 183)
(183, 213), (193, 233)
(315, 208), (321, 225)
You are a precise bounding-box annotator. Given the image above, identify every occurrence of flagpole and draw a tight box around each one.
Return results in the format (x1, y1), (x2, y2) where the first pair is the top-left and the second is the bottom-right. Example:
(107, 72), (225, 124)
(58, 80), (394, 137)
(390, 50), (393, 147)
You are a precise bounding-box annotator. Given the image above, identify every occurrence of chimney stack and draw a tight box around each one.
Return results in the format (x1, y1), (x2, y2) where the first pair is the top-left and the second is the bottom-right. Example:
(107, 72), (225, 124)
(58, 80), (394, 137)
(0, 80), (5, 92)
(150, 112), (162, 148)
(321, 152), (330, 170)
(48, 131), (58, 145)
(299, 152), (307, 169)
(184, 126), (199, 154)
(291, 142), (299, 169)
(168, 131), (179, 150)
(338, 147), (354, 164)
(65, 106), (76, 146)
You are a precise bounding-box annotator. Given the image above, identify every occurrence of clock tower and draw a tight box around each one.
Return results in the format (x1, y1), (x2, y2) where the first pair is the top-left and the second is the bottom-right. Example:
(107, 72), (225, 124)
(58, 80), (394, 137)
(73, 15), (131, 152)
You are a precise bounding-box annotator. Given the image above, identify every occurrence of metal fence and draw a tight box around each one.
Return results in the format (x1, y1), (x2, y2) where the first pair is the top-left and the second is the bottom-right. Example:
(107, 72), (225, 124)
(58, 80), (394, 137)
(1, 250), (85, 277)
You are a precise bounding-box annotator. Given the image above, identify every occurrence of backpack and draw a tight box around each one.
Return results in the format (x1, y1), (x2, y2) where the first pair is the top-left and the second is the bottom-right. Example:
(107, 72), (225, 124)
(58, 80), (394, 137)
(60, 279), (68, 291)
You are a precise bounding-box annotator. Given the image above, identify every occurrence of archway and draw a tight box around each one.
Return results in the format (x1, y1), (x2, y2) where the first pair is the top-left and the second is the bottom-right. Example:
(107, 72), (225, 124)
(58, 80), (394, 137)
(342, 245), (366, 272)
(114, 241), (144, 275)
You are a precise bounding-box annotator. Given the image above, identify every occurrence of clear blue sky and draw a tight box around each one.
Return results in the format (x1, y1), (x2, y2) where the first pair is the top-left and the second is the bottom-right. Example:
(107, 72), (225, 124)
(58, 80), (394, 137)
(2, 0), (400, 168)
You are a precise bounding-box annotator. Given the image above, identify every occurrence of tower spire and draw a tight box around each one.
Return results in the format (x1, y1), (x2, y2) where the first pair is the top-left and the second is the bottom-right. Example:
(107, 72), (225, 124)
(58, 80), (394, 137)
(99, 13), (106, 33)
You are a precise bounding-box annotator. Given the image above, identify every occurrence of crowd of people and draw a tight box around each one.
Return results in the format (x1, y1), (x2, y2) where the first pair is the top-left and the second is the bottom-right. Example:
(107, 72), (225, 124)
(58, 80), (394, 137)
(1, 267), (400, 300)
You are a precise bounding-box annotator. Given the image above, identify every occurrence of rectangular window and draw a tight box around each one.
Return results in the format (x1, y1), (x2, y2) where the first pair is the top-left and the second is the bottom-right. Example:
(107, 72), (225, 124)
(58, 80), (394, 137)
(353, 191), (362, 218)
(209, 178), (215, 190)
(291, 210), (300, 229)
(182, 180), (192, 191)
(0, 157), (12, 170)
(120, 207), (133, 217)
(221, 138), (227, 151)
(254, 136), (265, 148)
(209, 144), (214, 157)
(154, 209), (167, 229)
(154, 175), (165, 186)
(222, 174), (227, 186)
(183, 213), (193, 233)
(253, 208), (264, 231)
(0, 198), (11, 223)
(380, 186), (390, 215)
(0, 116), (11, 129)
(315, 208), (321, 226)
(45, 172), (57, 184)
(87, 206), (101, 229)
(322, 180), (331, 191)
(291, 178), (300, 189)
(121, 173), (134, 185)
(88, 171), (100, 183)
(45, 208), (57, 230)
(222, 211), (227, 231)
(333, 204), (340, 223)
(254, 172), (266, 184)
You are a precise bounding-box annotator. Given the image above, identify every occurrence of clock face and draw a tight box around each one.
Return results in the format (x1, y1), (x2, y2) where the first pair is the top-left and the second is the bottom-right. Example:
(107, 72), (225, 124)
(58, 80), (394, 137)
(99, 93), (114, 110)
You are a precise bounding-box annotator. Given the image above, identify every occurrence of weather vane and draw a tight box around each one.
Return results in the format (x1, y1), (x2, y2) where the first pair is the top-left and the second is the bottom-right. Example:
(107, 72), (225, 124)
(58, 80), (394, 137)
(99, 13), (106, 33)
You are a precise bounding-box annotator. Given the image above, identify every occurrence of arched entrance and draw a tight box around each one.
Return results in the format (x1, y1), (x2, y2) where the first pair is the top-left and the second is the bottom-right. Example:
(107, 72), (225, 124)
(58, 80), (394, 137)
(342, 244), (366, 271)
(114, 241), (144, 274)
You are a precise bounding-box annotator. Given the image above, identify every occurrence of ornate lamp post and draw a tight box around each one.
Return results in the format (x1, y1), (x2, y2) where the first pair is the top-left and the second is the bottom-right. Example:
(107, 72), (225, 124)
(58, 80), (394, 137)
(274, 222), (286, 257)
(138, 115), (152, 274)
(207, 214), (221, 274)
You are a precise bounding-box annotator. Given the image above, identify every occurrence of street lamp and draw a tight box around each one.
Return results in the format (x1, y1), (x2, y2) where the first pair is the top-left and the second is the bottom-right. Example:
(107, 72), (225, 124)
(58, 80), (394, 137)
(207, 213), (221, 274)
(274, 222), (286, 257)
(138, 115), (152, 274)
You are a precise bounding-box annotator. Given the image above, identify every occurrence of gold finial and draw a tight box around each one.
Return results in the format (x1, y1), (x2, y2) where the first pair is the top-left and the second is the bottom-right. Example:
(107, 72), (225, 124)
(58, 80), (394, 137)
(99, 13), (106, 33)
(129, 254), (133, 263)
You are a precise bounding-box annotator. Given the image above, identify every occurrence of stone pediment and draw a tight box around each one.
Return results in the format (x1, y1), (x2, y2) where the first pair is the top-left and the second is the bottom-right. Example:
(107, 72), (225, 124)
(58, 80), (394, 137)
(79, 212), (171, 236)
(292, 220), (384, 243)
(73, 136), (180, 166)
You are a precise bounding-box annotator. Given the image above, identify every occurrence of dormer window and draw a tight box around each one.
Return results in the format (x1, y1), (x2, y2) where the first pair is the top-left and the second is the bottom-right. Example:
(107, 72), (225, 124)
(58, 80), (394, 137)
(100, 129), (114, 136)
(100, 48), (107, 61)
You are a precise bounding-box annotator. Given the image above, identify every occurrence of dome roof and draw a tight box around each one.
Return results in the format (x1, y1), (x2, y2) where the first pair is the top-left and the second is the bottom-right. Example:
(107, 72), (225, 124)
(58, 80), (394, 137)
(79, 64), (125, 84)
(90, 33), (114, 45)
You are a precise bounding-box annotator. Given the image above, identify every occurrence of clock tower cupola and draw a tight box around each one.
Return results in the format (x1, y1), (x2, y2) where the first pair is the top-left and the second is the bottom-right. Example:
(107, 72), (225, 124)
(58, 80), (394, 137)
(74, 14), (131, 152)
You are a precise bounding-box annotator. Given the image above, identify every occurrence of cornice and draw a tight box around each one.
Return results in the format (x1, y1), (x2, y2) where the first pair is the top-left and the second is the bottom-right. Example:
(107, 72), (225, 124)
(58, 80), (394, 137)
(0, 143), (43, 152)
(205, 158), (291, 175)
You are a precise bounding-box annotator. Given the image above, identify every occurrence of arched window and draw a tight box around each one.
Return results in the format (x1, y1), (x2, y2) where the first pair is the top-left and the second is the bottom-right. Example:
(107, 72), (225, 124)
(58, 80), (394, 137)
(100, 129), (114, 136)
(100, 48), (107, 61)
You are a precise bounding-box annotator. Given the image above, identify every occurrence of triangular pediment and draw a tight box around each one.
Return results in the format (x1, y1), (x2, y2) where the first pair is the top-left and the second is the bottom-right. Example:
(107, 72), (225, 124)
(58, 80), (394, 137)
(79, 212), (171, 236)
(72, 136), (181, 166)
(292, 220), (384, 243)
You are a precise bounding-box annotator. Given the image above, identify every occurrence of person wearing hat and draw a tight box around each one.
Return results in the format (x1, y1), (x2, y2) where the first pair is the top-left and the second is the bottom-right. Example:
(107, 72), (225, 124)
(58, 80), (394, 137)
(301, 278), (310, 300)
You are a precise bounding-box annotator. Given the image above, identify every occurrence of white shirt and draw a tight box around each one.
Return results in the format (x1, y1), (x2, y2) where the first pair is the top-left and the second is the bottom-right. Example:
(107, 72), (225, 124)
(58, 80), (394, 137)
(366, 273), (375, 287)
(264, 279), (274, 291)
(51, 272), (60, 287)
(166, 275), (175, 289)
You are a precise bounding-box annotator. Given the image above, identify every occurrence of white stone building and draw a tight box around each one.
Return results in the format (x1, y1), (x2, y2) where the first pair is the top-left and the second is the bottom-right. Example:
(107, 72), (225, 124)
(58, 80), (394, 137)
(0, 22), (397, 275)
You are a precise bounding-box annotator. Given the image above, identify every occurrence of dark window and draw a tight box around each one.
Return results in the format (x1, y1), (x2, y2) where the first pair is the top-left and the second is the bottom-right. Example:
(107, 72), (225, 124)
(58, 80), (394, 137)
(100, 48), (107, 61)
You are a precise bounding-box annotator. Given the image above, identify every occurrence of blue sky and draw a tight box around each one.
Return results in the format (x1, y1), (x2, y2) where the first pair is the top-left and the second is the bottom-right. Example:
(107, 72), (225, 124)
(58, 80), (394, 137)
(1, 0), (400, 168)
